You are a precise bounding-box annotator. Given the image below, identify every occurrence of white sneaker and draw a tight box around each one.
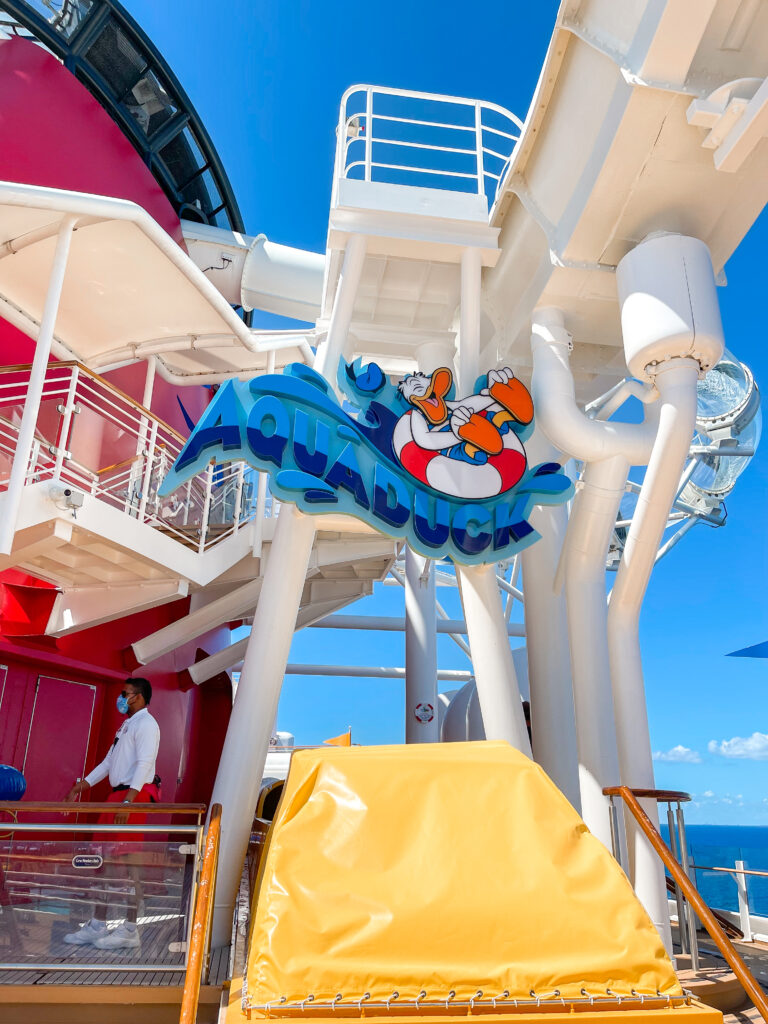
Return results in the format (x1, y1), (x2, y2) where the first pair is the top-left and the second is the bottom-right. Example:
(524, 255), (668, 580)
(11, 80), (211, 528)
(94, 922), (140, 950)
(63, 918), (107, 945)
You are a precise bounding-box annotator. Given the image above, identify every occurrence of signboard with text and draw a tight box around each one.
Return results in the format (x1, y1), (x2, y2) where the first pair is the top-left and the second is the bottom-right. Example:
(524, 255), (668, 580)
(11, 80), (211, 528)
(159, 360), (572, 565)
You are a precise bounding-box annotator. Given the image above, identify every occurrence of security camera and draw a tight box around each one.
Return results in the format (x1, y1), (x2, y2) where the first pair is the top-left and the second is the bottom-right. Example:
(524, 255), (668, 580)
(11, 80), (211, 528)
(62, 489), (85, 509)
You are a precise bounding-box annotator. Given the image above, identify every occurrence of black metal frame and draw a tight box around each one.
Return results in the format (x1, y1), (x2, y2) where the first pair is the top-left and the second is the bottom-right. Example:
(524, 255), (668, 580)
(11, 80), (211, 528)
(0, 0), (245, 234)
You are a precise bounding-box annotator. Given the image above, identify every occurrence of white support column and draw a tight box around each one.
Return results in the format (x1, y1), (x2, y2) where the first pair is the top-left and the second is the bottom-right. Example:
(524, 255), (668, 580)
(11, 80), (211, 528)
(564, 454), (628, 844)
(521, 430), (580, 810)
(458, 564), (531, 753)
(405, 548), (438, 742)
(210, 504), (316, 947)
(403, 337), (455, 743)
(0, 215), (76, 556)
(210, 232), (367, 948)
(456, 246), (530, 754)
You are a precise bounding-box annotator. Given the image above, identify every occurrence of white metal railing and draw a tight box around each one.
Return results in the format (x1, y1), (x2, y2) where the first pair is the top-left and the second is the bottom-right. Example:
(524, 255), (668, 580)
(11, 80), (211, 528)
(0, 362), (261, 553)
(334, 85), (524, 211)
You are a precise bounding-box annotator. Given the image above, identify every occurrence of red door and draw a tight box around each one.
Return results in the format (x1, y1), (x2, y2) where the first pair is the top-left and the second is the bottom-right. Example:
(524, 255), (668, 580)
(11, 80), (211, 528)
(22, 676), (96, 802)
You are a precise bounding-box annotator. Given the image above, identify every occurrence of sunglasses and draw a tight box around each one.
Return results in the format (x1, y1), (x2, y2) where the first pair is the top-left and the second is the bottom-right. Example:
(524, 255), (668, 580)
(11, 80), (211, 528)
(120, 690), (138, 698)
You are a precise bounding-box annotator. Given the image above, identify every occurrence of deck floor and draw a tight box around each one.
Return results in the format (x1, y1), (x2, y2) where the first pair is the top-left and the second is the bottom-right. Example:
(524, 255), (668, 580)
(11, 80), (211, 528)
(0, 927), (229, 987)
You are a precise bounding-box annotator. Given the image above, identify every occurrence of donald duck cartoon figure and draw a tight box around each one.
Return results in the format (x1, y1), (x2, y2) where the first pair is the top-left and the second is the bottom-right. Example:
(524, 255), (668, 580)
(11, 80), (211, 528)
(392, 366), (534, 499)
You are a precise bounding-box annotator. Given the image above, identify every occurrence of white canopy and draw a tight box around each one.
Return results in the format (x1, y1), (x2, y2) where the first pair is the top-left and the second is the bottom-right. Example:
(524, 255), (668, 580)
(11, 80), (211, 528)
(0, 182), (313, 381)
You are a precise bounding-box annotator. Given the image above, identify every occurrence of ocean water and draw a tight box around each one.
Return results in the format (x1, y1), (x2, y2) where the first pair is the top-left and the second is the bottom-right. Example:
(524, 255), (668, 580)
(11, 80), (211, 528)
(660, 824), (768, 917)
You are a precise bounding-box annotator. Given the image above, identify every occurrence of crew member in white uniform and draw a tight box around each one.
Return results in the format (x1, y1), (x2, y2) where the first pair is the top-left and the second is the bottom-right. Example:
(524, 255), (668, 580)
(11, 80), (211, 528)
(63, 677), (160, 950)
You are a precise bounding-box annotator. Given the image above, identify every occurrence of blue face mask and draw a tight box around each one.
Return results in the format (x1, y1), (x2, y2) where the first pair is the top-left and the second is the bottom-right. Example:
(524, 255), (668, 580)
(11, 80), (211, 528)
(116, 695), (130, 715)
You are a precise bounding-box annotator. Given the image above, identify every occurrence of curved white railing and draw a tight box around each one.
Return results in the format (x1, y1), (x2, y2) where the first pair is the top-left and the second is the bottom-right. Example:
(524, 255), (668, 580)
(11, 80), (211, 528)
(334, 85), (524, 211)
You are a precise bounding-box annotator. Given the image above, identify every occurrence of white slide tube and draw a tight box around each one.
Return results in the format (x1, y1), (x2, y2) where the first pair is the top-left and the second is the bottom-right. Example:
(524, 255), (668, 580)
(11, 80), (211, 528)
(0, 215), (76, 555)
(563, 455), (628, 850)
(607, 356), (700, 952)
(405, 548), (438, 742)
(181, 220), (325, 322)
(530, 310), (658, 844)
(521, 431), (580, 810)
(210, 233), (367, 947)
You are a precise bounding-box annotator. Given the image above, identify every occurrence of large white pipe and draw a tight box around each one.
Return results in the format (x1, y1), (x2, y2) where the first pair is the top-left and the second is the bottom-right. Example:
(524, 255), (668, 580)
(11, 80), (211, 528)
(520, 430), (580, 811)
(608, 233), (724, 950)
(563, 455), (628, 850)
(530, 310), (660, 844)
(404, 548), (438, 742)
(210, 232), (367, 947)
(0, 215), (76, 556)
(607, 357), (699, 951)
(181, 220), (325, 322)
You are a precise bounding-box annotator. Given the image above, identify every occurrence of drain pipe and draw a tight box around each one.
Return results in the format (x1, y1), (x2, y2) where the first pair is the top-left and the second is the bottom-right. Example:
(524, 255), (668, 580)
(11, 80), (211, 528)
(531, 310), (658, 853)
(609, 233), (724, 953)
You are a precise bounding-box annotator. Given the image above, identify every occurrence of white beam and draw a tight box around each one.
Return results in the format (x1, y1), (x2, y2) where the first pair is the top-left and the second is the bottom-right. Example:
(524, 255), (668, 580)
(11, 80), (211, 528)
(131, 577), (262, 665)
(284, 664), (472, 681)
(47, 580), (188, 637)
(308, 614), (525, 636)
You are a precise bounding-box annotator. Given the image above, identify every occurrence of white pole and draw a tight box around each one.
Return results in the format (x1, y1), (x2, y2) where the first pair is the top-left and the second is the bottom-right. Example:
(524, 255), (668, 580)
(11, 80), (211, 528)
(405, 548), (438, 742)
(210, 232), (367, 947)
(210, 504), (315, 947)
(521, 430), (580, 810)
(608, 356), (700, 954)
(456, 246), (529, 753)
(0, 215), (76, 555)
(564, 454), (628, 844)
(457, 564), (531, 753)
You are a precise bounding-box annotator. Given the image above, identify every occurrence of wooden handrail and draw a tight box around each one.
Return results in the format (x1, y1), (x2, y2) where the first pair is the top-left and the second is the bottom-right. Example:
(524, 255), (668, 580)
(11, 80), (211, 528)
(0, 360), (188, 444)
(0, 801), (206, 815)
(180, 803), (222, 1024)
(610, 786), (768, 1022)
(604, 786), (691, 803)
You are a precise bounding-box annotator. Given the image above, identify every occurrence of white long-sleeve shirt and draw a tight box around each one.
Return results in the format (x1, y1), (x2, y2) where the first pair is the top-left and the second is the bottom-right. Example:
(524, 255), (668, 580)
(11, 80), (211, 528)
(84, 707), (160, 792)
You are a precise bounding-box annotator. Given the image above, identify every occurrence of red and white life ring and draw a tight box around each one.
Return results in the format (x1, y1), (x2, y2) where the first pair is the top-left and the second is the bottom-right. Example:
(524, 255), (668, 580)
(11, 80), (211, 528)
(392, 411), (527, 499)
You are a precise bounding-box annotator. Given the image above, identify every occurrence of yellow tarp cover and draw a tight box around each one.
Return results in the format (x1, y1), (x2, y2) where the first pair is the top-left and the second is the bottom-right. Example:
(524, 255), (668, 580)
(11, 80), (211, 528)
(244, 742), (682, 1010)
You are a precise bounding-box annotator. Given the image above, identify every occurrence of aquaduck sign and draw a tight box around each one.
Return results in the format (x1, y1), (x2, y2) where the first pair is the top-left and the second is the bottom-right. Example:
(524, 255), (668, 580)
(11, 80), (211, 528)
(159, 361), (572, 565)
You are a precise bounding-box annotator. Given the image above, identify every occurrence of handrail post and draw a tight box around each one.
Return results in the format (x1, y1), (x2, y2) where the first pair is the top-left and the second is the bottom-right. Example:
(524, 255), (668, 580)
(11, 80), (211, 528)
(365, 88), (373, 182)
(736, 859), (753, 942)
(53, 364), (79, 480)
(475, 103), (485, 197)
(676, 802), (699, 971)
(233, 462), (244, 533)
(199, 462), (214, 553)
(666, 801), (688, 955)
(137, 419), (159, 523)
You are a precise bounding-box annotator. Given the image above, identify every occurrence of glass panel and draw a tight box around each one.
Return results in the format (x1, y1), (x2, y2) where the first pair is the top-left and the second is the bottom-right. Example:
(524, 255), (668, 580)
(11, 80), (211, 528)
(84, 19), (146, 100)
(128, 69), (177, 137)
(0, 838), (196, 968)
(23, 0), (93, 39)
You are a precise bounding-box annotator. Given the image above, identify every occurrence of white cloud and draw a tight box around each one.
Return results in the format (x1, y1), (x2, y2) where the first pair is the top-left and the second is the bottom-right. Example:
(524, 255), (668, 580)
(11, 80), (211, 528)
(703, 790), (715, 798)
(708, 733), (768, 760)
(653, 745), (701, 764)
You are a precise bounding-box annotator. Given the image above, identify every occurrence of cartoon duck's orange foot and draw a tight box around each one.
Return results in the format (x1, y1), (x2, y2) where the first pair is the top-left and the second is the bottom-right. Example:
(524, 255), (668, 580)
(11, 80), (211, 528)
(489, 378), (534, 425)
(457, 414), (503, 456)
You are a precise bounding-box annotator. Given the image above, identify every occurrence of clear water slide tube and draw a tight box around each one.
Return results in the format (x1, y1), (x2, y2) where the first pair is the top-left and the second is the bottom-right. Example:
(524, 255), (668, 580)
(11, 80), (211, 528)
(532, 233), (725, 951)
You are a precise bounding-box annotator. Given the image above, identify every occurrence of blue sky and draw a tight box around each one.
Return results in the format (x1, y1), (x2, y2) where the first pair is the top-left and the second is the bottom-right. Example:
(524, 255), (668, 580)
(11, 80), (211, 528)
(124, 1), (767, 824)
